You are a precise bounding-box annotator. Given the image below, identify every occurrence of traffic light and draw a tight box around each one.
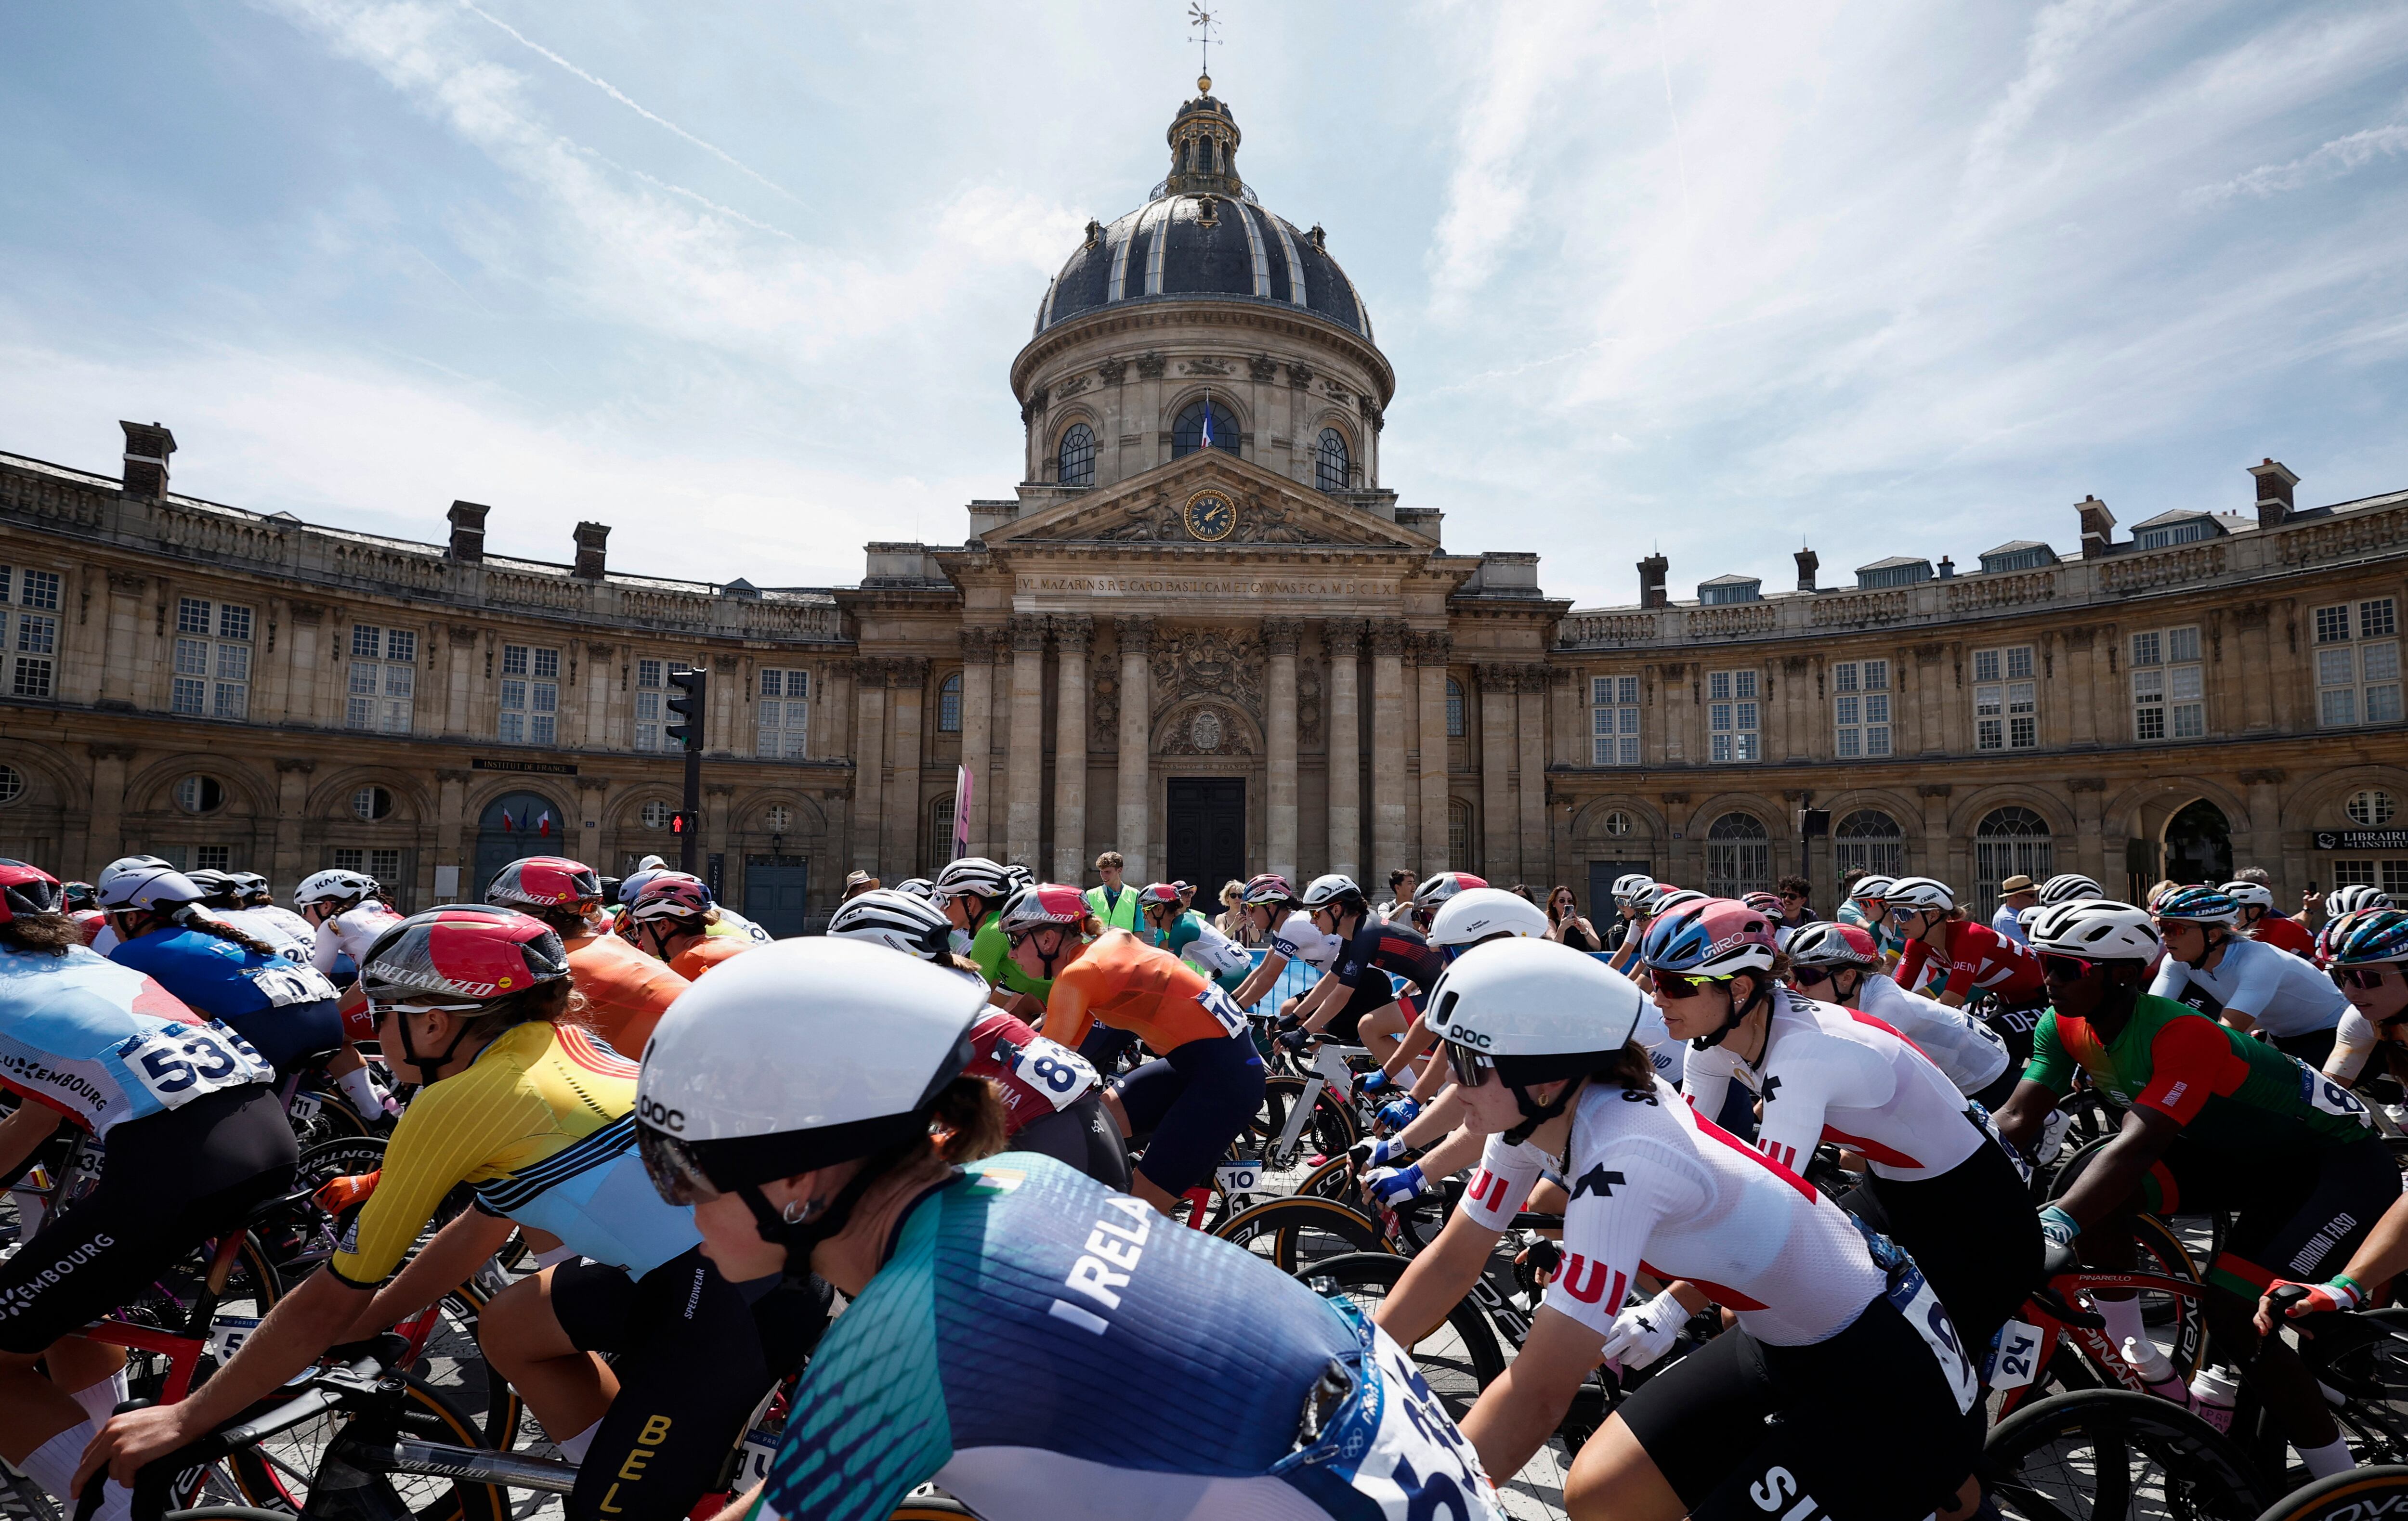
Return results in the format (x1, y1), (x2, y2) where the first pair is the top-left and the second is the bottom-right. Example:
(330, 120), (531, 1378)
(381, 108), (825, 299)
(666, 665), (708, 751)
(668, 810), (695, 835)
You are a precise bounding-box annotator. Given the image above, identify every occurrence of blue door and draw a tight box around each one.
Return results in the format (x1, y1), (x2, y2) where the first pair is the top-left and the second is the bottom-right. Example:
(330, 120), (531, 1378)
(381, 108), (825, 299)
(743, 856), (810, 938)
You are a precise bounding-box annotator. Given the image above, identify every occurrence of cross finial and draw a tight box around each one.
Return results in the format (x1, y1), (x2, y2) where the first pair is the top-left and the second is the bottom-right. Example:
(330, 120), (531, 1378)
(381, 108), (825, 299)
(1189, 2), (1217, 91)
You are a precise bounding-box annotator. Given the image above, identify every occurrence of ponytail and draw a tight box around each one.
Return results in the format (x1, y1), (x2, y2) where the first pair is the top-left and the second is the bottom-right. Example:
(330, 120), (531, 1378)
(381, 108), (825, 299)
(176, 908), (284, 960)
(931, 1075), (1008, 1164)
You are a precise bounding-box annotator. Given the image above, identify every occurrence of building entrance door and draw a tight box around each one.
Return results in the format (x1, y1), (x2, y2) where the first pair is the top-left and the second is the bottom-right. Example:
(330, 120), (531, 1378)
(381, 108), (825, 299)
(1586, 860), (1651, 919)
(472, 791), (568, 905)
(1166, 778), (1246, 896)
(742, 856), (810, 939)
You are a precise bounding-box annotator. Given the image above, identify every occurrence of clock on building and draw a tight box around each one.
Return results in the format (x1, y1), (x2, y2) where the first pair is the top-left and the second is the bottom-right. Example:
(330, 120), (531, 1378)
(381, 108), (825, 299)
(1184, 489), (1236, 541)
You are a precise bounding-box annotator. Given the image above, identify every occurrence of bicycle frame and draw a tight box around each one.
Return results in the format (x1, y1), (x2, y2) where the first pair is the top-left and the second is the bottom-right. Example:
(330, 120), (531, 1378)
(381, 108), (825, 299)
(1995, 1266), (2210, 1417)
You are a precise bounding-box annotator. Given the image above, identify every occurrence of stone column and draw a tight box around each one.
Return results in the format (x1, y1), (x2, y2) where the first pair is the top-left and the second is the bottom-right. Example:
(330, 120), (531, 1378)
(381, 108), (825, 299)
(2068, 777), (2107, 887)
(85, 742), (134, 870)
(97, 572), (145, 710)
(705, 782), (735, 898)
(272, 758), (315, 884)
(1417, 632), (1452, 875)
(433, 767), (470, 897)
(1370, 620), (1409, 882)
(284, 602), (325, 727)
(1049, 621), (1091, 882)
(2236, 603), (2275, 733)
(1913, 643), (1947, 756)
(1115, 616), (1154, 882)
(959, 629), (998, 856)
(1916, 784), (1953, 884)
(1324, 620), (1363, 880)
(577, 779), (607, 872)
(1006, 615), (1048, 870)
(2065, 627), (2098, 748)
(1518, 667), (1549, 883)
(1477, 663), (1514, 879)
(2240, 768), (2286, 893)
(1264, 619), (1302, 881)
(852, 660), (889, 875)
(444, 625), (482, 737)
(1550, 666), (1580, 768)
(887, 657), (928, 880)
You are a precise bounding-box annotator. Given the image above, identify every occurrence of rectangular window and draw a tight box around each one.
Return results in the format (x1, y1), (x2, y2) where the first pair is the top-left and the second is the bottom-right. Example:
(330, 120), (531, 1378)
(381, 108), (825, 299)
(758, 669), (810, 759)
(344, 624), (417, 734)
(167, 597), (250, 719)
(1589, 675), (1640, 766)
(2126, 629), (2201, 743)
(9, 576), (57, 699)
(332, 847), (405, 883)
(194, 845), (231, 871)
(2316, 599), (2402, 728)
(634, 658), (664, 751)
(1973, 646), (2038, 751)
(499, 645), (559, 745)
(1707, 669), (1759, 763)
(1831, 659), (1891, 757)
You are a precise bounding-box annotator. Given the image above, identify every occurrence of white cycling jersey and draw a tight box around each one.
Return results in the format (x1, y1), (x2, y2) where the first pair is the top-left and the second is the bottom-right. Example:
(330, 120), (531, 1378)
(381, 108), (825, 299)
(1266, 910), (1341, 972)
(1461, 1074), (1886, 1346)
(1850, 972), (2011, 1097)
(311, 900), (406, 976)
(224, 904), (316, 962)
(1634, 1002), (1683, 1083)
(1683, 990), (1983, 1183)
(2327, 1008), (2383, 1084)
(2147, 936), (2346, 1038)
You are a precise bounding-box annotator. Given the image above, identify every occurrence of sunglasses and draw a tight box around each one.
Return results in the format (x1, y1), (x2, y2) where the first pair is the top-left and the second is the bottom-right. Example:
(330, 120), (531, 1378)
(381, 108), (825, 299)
(1652, 970), (1736, 1000)
(1779, 892), (1805, 903)
(2040, 953), (2099, 984)
(1789, 965), (1835, 988)
(2332, 966), (2397, 991)
(1441, 1039), (1495, 1086)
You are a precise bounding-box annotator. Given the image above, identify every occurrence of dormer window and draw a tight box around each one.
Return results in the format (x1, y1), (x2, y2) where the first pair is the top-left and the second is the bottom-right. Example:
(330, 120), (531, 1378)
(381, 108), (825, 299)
(1698, 575), (1761, 605)
(2133, 514), (2218, 550)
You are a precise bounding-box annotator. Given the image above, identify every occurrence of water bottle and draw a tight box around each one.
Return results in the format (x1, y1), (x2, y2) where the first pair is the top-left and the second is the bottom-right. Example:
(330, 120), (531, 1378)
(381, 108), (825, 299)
(2189, 1365), (2241, 1433)
(2121, 1336), (2189, 1402)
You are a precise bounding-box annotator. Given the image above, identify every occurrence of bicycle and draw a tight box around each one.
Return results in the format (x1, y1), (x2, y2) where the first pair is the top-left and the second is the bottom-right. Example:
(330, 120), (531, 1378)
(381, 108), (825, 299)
(1984, 1387), (2274, 1521)
(2253, 1466), (2408, 1521)
(1987, 1225), (2210, 1414)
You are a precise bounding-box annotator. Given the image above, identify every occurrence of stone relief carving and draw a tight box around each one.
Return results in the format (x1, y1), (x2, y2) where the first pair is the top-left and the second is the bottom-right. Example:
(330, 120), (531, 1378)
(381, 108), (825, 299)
(1322, 380), (1351, 402)
(1159, 702), (1255, 756)
(1230, 493), (1314, 545)
(1182, 357), (1231, 376)
(1096, 493), (1183, 542)
(1285, 362), (1313, 388)
(1135, 352), (1166, 379)
(1151, 628), (1263, 718)
(1092, 668), (1119, 749)
(1249, 355), (1278, 381)
(1097, 357), (1126, 385)
(1054, 375), (1089, 398)
(1299, 660), (1323, 747)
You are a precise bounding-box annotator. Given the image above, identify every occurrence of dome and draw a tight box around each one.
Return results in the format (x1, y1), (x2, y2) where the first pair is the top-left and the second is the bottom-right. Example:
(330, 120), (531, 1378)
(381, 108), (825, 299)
(1033, 90), (1373, 341)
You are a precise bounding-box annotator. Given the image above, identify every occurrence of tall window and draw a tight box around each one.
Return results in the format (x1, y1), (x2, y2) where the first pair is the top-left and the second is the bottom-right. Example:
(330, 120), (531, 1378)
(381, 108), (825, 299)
(1974, 645), (2038, 750)
(1831, 660), (1891, 757)
(938, 672), (962, 733)
(1590, 675), (1640, 766)
(633, 659), (665, 751)
(2130, 627), (2204, 741)
(1974, 807), (2054, 915)
(1315, 429), (1350, 492)
(929, 796), (957, 874)
(1057, 423), (1096, 487)
(499, 644), (559, 745)
(172, 598), (252, 719)
(1707, 669), (1759, 762)
(2315, 598), (2401, 728)
(1170, 397), (1241, 459)
(1445, 677), (1465, 738)
(1448, 798), (1473, 869)
(2, 566), (61, 700)
(1704, 813), (1772, 898)
(346, 624), (417, 733)
(1834, 809), (1904, 879)
(759, 669), (810, 758)
(333, 847), (404, 885)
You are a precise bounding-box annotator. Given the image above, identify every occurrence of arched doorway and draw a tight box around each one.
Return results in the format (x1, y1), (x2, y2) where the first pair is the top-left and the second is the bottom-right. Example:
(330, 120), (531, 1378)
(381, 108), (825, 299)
(472, 790), (569, 904)
(2162, 799), (2233, 886)
(1704, 812), (1771, 898)
(1973, 807), (2054, 918)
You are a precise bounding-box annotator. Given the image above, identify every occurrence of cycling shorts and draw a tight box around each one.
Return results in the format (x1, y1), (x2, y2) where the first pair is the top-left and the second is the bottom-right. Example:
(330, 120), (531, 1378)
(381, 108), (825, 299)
(1111, 1031), (1267, 1195)
(1842, 1133), (2039, 1355)
(547, 1247), (832, 1521)
(1618, 1292), (1984, 1521)
(1976, 1000), (2045, 1070)
(1327, 976), (1406, 1043)
(0, 1084), (297, 1354)
(1008, 1093), (1133, 1192)
(218, 995), (348, 1074)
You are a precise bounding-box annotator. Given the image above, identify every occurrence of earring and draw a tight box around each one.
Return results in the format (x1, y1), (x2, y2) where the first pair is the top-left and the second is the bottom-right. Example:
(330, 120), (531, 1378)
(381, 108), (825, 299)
(780, 1198), (806, 1224)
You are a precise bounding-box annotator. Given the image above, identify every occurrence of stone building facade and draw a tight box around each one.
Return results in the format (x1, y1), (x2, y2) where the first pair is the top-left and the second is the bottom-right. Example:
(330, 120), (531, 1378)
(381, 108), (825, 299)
(3, 87), (2404, 931)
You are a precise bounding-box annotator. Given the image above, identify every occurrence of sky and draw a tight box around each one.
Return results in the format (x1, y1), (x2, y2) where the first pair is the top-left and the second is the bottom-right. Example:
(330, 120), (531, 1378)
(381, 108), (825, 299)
(4, 0), (2407, 609)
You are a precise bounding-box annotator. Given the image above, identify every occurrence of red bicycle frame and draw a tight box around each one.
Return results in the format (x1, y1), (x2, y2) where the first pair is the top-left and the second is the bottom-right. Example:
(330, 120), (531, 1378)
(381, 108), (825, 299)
(1993, 1265), (2209, 1417)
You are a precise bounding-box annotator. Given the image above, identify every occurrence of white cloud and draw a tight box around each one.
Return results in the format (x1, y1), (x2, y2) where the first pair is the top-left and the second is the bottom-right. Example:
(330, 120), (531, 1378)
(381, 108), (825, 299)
(2186, 117), (2408, 206)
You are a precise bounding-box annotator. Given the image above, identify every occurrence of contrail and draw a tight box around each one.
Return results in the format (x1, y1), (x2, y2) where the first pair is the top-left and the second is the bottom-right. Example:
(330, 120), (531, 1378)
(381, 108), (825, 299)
(457, 0), (803, 206)
(1649, 0), (1694, 227)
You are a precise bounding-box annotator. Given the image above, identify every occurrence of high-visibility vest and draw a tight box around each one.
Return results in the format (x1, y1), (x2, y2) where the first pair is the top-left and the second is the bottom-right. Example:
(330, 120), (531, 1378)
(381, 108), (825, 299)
(1086, 883), (1142, 933)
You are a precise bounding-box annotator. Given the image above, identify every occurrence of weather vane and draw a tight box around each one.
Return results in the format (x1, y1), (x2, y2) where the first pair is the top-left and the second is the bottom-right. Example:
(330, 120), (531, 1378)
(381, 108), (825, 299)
(1189, 2), (1217, 90)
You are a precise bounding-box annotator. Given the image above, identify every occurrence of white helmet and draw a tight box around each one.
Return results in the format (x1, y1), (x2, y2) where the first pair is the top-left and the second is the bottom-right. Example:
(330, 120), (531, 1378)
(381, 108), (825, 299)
(1640, 885), (1704, 918)
(1610, 872), (1657, 907)
(2329, 884), (2393, 917)
(891, 877), (937, 902)
(1413, 871), (1488, 909)
(1300, 873), (1365, 910)
(295, 868), (378, 910)
(2221, 880), (2273, 911)
(1883, 876), (1955, 913)
(96, 859), (205, 914)
(932, 856), (1013, 906)
(1428, 888), (1550, 952)
(2039, 872), (2104, 906)
(2025, 898), (2162, 961)
(1847, 874), (1896, 905)
(826, 889), (954, 961)
(1421, 937), (1650, 1136)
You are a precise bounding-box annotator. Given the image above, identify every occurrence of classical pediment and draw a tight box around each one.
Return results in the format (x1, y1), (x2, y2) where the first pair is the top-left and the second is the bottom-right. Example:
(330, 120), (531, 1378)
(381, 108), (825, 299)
(983, 451), (1430, 552)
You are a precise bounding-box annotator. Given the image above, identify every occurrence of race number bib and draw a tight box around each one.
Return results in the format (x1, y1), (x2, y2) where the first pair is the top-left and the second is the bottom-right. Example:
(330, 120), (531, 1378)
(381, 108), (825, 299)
(1195, 983), (1250, 1039)
(2299, 1064), (2375, 1127)
(735, 1430), (780, 1489)
(119, 1021), (272, 1111)
(1215, 1159), (1263, 1196)
(1887, 1263), (1979, 1414)
(1986, 1317), (2044, 1391)
(1008, 1036), (1099, 1111)
(249, 962), (340, 1008)
(208, 1313), (262, 1364)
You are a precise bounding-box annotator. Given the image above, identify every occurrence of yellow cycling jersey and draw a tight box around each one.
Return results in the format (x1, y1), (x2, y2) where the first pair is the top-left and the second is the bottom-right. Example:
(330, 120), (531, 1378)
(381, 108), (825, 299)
(329, 1018), (699, 1286)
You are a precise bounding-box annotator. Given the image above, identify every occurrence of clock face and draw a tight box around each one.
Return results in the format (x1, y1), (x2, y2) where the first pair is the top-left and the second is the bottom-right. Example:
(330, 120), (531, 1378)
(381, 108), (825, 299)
(1185, 490), (1236, 541)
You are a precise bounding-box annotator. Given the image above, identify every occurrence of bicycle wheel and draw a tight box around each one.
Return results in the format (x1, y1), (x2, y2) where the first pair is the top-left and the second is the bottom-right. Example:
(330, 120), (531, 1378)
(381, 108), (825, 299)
(2254, 1466), (2408, 1521)
(1251, 1076), (1360, 1174)
(1212, 1195), (1391, 1274)
(162, 1510), (305, 1521)
(1985, 1388), (2273, 1521)
(228, 1369), (506, 1521)
(2290, 1308), (2408, 1465)
(1296, 1251), (1504, 1419)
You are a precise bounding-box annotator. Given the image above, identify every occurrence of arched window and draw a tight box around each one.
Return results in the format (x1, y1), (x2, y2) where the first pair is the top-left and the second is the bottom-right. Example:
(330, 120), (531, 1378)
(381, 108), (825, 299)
(1171, 397), (1241, 459)
(1704, 812), (1772, 899)
(1316, 428), (1350, 492)
(1448, 798), (1474, 870)
(1833, 809), (1904, 880)
(1974, 806), (2054, 916)
(1057, 423), (1095, 487)
(1445, 677), (1465, 738)
(938, 672), (962, 734)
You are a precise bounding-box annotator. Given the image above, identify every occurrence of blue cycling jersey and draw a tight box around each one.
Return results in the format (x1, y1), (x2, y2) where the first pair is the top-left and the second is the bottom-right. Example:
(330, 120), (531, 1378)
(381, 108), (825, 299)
(0, 942), (273, 1138)
(756, 1154), (1504, 1521)
(108, 927), (344, 1069)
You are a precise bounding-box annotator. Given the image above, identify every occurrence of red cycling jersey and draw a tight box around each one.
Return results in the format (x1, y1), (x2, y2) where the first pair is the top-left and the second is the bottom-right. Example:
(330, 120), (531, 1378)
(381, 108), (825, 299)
(966, 1009), (1099, 1134)
(1893, 920), (2045, 1006)
(2251, 914), (2316, 960)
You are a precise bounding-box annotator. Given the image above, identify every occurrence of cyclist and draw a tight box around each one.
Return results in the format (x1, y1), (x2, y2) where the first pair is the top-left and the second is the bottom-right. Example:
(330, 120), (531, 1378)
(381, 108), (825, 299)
(487, 855), (689, 1058)
(2150, 883), (2347, 1067)
(1605, 879), (1676, 975)
(97, 859), (348, 1075)
(83, 856), (172, 957)
(622, 871), (753, 980)
(224, 871), (317, 954)
(1885, 875), (2050, 1065)
(1375, 937), (1982, 1520)
(827, 888), (1127, 1189)
(1602, 871), (1655, 953)
(61, 879), (104, 945)
(933, 855), (1052, 1016)
(81, 905), (829, 1521)
(294, 866), (403, 978)
(1005, 883), (1265, 1217)
(1651, 897), (2039, 1364)
(1784, 921), (2015, 1108)
(1227, 871), (1341, 1014)
(630, 938), (1507, 1521)
(1282, 874), (1447, 1067)
(890, 876), (937, 901)
(1410, 870), (1489, 931)
(2319, 884), (2394, 926)
(1137, 880), (1253, 994)
(2227, 878), (2316, 958)
(1991, 898), (2394, 1482)
(0, 861), (290, 1521)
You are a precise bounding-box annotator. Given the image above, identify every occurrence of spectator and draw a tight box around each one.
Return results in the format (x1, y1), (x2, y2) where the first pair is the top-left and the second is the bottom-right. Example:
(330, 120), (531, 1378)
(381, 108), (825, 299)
(1837, 866), (1867, 906)
(1775, 874), (1818, 932)
(1375, 869), (1416, 922)
(841, 870), (879, 902)
(1174, 880), (1198, 911)
(2228, 874), (2316, 957)
(1991, 874), (2039, 945)
(1216, 880), (1257, 945)
(1545, 885), (1601, 951)
(1085, 850), (1141, 932)
(1509, 884), (1535, 903)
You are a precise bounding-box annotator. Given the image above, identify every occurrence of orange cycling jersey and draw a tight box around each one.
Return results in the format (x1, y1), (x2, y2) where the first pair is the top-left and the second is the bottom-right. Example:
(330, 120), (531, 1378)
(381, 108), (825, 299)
(565, 931), (690, 1058)
(668, 935), (752, 982)
(1044, 929), (1234, 1054)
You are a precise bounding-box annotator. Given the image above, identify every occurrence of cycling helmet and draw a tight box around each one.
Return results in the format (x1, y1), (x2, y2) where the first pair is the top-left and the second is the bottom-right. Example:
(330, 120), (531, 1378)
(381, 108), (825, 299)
(359, 905), (571, 1084)
(485, 856), (603, 911)
(2221, 880), (2273, 912)
(1413, 871), (1489, 910)
(2038, 872), (2104, 906)
(618, 867), (670, 906)
(2323, 909), (2408, 969)
(932, 856), (1013, 906)
(2329, 884), (2394, 917)
(1300, 873), (1366, 911)
(61, 880), (98, 912)
(2151, 884), (2240, 927)
(1138, 882), (1185, 910)
(1648, 887), (1708, 919)
(1422, 937), (1650, 1141)
(2025, 898), (2160, 961)
(626, 872), (713, 924)
(1610, 872), (1657, 908)
(1427, 888), (1550, 953)
(1640, 897), (1780, 978)
(96, 859), (206, 915)
(826, 888), (955, 962)
(634, 939), (982, 1274)
(185, 870), (243, 909)
(1846, 875), (1896, 907)
(1004, 864), (1035, 891)
(891, 877), (937, 902)
(1741, 890), (1783, 915)
(997, 882), (1090, 934)
(0, 859), (65, 924)
(1241, 872), (1296, 908)
(228, 871), (273, 906)
(1883, 877), (1955, 914)
(1786, 921), (1883, 970)
(295, 868), (379, 910)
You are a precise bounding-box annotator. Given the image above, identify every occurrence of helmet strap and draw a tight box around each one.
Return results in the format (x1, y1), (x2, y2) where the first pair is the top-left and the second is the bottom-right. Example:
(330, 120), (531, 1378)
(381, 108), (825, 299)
(395, 1008), (481, 1089)
(1832, 966), (1864, 1004)
(736, 1165), (883, 1285)
(1502, 1077), (1583, 1146)
(1690, 972), (1773, 1053)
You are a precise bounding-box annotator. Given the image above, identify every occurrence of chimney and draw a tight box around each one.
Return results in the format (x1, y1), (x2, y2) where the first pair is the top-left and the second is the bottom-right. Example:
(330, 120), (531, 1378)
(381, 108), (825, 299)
(2249, 457), (2298, 529)
(446, 500), (490, 562)
(2077, 494), (2116, 559)
(119, 420), (176, 499)
(1637, 553), (1669, 610)
(1937, 555), (1957, 579)
(572, 521), (610, 580)
(1794, 547), (1819, 592)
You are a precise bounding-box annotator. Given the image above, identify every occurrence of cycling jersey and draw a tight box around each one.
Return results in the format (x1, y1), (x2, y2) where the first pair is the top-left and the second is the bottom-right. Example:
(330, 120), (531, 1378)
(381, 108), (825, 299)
(754, 1155), (1504, 1521)
(967, 1008), (1100, 1133)
(108, 927), (345, 1068)
(329, 1019), (700, 1287)
(2327, 1008), (2382, 1084)
(1683, 991), (1983, 1182)
(312, 900), (404, 977)
(2024, 993), (2375, 1157)
(1461, 1074), (1888, 1346)
(1333, 917), (1446, 996)
(1892, 920), (2046, 1005)
(0, 942), (273, 1138)
(1161, 910), (1252, 990)
(2147, 935), (2346, 1039)
(2251, 912), (2316, 960)
(705, 907), (773, 944)
(1850, 973), (2012, 1098)
(1265, 910), (1341, 972)
(564, 931), (690, 1058)
(1044, 929), (1244, 1054)
(667, 935), (751, 981)
(967, 909), (1054, 1004)
(224, 904), (316, 961)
